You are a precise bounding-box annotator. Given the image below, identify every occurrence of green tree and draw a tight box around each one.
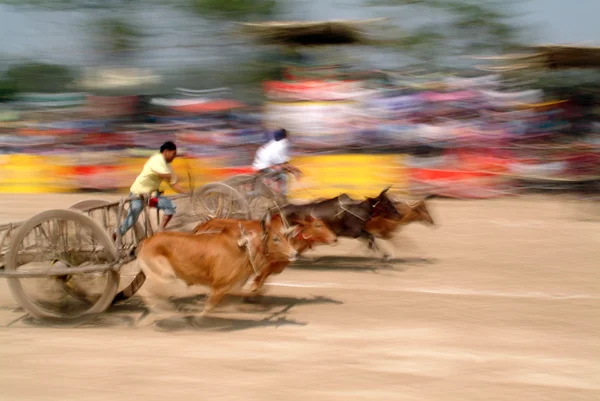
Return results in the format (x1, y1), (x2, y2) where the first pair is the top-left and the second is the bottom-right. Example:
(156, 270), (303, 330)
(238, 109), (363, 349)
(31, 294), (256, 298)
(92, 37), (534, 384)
(0, 77), (18, 102)
(4, 62), (76, 93)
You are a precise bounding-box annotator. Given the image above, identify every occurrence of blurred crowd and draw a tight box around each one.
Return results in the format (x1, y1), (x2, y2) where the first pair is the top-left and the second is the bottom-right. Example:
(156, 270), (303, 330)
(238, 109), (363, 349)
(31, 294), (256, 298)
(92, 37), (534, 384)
(0, 67), (599, 197)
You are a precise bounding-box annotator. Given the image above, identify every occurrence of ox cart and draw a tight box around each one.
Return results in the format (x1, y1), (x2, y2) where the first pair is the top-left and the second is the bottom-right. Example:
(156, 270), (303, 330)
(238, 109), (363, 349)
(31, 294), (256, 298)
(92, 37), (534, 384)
(0, 170), (287, 325)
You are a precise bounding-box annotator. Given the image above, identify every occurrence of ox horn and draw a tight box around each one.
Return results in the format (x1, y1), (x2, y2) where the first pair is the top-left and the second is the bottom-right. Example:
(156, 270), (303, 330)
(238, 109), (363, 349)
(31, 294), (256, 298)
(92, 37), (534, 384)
(261, 210), (272, 232)
(281, 225), (300, 236)
(237, 223), (249, 247)
(381, 186), (392, 195)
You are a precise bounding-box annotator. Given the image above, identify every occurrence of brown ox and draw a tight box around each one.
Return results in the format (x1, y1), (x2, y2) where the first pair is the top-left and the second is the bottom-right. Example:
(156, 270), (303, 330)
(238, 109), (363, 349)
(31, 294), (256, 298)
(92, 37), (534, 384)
(137, 213), (297, 315)
(194, 215), (337, 292)
(365, 199), (435, 240)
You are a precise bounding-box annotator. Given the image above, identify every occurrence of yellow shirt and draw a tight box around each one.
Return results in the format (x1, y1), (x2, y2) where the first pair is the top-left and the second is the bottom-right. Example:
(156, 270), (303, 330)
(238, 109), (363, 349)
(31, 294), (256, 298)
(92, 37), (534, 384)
(130, 153), (177, 195)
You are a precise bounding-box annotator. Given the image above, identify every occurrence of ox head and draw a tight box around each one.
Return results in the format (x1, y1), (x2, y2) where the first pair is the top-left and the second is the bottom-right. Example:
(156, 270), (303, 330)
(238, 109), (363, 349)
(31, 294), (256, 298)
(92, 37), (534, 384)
(259, 211), (298, 262)
(290, 214), (338, 247)
(392, 198), (435, 226)
(365, 186), (403, 220)
(407, 199), (435, 226)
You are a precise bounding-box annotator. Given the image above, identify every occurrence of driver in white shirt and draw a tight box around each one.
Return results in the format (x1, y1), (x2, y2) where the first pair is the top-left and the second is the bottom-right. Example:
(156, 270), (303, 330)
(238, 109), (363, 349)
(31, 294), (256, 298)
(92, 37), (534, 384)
(252, 128), (302, 196)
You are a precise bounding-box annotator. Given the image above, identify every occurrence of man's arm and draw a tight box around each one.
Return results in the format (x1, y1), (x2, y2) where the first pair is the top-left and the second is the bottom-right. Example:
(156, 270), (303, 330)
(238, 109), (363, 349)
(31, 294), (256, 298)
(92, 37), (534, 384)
(153, 172), (172, 181)
(165, 172), (190, 195)
(278, 162), (303, 177)
(170, 182), (190, 195)
(151, 165), (188, 194)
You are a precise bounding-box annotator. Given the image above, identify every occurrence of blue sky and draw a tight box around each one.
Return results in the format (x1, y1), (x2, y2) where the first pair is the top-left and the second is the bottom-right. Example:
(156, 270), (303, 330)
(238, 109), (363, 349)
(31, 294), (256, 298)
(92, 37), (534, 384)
(520, 0), (600, 45)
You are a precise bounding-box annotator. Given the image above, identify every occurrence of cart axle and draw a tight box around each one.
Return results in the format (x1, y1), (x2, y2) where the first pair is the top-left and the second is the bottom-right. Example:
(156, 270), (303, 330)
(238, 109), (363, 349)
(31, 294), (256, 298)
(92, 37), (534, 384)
(0, 263), (118, 278)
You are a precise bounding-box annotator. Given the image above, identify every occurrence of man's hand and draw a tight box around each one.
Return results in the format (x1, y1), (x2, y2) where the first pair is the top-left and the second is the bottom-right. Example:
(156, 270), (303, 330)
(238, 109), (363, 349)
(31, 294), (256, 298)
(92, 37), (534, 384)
(289, 165), (303, 179)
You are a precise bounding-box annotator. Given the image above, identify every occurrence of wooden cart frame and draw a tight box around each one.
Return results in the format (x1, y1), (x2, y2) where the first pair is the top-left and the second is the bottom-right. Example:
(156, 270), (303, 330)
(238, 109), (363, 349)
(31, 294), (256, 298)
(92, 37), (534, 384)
(0, 171), (286, 325)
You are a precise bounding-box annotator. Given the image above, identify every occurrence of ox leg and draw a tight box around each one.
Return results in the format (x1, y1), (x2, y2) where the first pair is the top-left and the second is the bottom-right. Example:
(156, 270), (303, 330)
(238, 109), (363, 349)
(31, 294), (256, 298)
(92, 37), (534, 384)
(136, 293), (180, 328)
(201, 283), (237, 316)
(250, 269), (271, 294)
(363, 232), (391, 261)
(135, 259), (193, 326)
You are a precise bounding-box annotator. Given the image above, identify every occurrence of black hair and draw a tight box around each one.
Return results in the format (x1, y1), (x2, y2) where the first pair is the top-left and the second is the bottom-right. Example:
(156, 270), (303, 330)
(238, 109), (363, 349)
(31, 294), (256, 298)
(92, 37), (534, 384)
(274, 128), (287, 141)
(160, 141), (177, 153)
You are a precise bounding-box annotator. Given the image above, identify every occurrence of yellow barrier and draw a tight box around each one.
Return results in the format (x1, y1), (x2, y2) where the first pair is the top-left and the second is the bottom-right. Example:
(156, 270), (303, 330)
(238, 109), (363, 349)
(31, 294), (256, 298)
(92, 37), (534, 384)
(122, 154), (407, 199)
(289, 154), (407, 200)
(0, 154), (75, 194)
(160, 157), (214, 195)
(117, 157), (146, 192)
(0, 153), (407, 196)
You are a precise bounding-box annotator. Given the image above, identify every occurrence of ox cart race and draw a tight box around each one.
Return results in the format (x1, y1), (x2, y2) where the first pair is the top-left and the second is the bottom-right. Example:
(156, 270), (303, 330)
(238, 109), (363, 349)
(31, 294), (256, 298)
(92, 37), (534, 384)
(0, 170), (292, 325)
(0, 166), (432, 325)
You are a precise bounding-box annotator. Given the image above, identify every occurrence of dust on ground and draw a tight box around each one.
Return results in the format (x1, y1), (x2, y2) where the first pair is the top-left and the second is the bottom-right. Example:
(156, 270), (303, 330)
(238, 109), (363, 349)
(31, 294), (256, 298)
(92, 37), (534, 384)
(0, 194), (598, 401)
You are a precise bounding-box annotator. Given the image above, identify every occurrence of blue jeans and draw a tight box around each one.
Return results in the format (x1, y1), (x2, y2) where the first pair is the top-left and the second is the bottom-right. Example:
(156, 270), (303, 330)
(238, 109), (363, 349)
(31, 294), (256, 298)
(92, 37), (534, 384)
(118, 192), (176, 235)
(272, 170), (288, 195)
(250, 169), (288, 197)
(280, 172), (288, 195)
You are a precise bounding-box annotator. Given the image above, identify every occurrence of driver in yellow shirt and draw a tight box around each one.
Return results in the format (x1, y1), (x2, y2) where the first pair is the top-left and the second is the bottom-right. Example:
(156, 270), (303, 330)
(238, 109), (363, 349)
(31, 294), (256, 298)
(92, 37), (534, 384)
(115, 141), (189, 239)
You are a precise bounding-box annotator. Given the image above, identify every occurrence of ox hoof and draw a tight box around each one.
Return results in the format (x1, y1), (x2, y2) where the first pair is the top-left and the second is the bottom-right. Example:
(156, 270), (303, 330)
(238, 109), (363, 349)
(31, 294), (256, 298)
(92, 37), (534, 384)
(250, 284), (267, 295)
(199, 307), (213, 317)
(382, 254), (392, 262)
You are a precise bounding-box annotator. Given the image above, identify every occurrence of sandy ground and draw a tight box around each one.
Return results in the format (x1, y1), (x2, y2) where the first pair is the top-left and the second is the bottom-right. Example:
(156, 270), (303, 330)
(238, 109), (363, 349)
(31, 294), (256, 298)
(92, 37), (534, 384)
(0, 194), (599, 401)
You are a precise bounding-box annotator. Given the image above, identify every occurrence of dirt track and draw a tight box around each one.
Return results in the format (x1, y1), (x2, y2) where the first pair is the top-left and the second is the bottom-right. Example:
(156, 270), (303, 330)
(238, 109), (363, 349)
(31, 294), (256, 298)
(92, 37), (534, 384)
(0, 194), (598, 401)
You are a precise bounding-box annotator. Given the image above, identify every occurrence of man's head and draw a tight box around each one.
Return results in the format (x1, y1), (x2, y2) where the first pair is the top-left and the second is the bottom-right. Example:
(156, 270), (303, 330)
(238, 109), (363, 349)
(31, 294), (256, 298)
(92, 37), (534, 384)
(273, 128), (287, 142)
(160, 141), (177, 163)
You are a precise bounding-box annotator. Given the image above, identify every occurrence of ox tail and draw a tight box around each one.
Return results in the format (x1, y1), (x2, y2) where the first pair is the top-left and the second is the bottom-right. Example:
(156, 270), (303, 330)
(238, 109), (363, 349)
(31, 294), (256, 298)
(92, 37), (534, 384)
(129, 238), (146, 258)
(112, 239), (148, 305)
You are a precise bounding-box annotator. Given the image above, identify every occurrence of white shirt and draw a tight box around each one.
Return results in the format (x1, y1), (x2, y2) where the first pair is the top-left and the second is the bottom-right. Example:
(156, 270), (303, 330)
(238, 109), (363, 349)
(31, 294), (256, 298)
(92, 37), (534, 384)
(252, 139), (290, 170)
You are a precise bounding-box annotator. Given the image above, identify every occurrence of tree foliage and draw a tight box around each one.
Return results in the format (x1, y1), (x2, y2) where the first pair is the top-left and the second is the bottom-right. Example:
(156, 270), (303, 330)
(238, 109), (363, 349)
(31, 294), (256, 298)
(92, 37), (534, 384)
(3, 62), (76, 93)
(0, 78), (18, 102)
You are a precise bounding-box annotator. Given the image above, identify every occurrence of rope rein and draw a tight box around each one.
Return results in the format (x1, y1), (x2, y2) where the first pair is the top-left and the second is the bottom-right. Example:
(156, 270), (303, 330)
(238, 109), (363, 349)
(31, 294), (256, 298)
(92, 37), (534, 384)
(244, 239), (260, 275)
(336, 199), (366, 221)
(195, 225), (261, 275)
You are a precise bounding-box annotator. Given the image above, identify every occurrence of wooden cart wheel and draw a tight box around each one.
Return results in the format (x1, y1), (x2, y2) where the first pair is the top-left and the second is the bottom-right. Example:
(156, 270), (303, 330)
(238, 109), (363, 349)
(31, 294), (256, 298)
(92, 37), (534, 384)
(222, 174), (254, 188)
(69, 199), (147, 245)
(239, 176), (287, 220)
(248, 195), (284, 220)
(6, 209), (119, 325)
(69, 199), (146, 303)
(192, 182), (250, 221)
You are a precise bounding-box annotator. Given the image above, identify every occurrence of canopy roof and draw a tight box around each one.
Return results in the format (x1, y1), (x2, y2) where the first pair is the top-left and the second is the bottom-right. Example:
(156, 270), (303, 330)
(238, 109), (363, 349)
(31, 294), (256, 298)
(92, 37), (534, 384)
(472, 45), (600, 71)
(237, 19), (385, 46)
(532, 45), (600, 69)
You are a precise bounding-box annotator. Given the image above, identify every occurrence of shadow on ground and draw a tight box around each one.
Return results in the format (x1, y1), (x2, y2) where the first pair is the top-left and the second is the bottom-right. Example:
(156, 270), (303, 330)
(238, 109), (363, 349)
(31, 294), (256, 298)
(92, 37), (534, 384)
(290, 256), (436, 273)
(13, 293), (343, 332)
